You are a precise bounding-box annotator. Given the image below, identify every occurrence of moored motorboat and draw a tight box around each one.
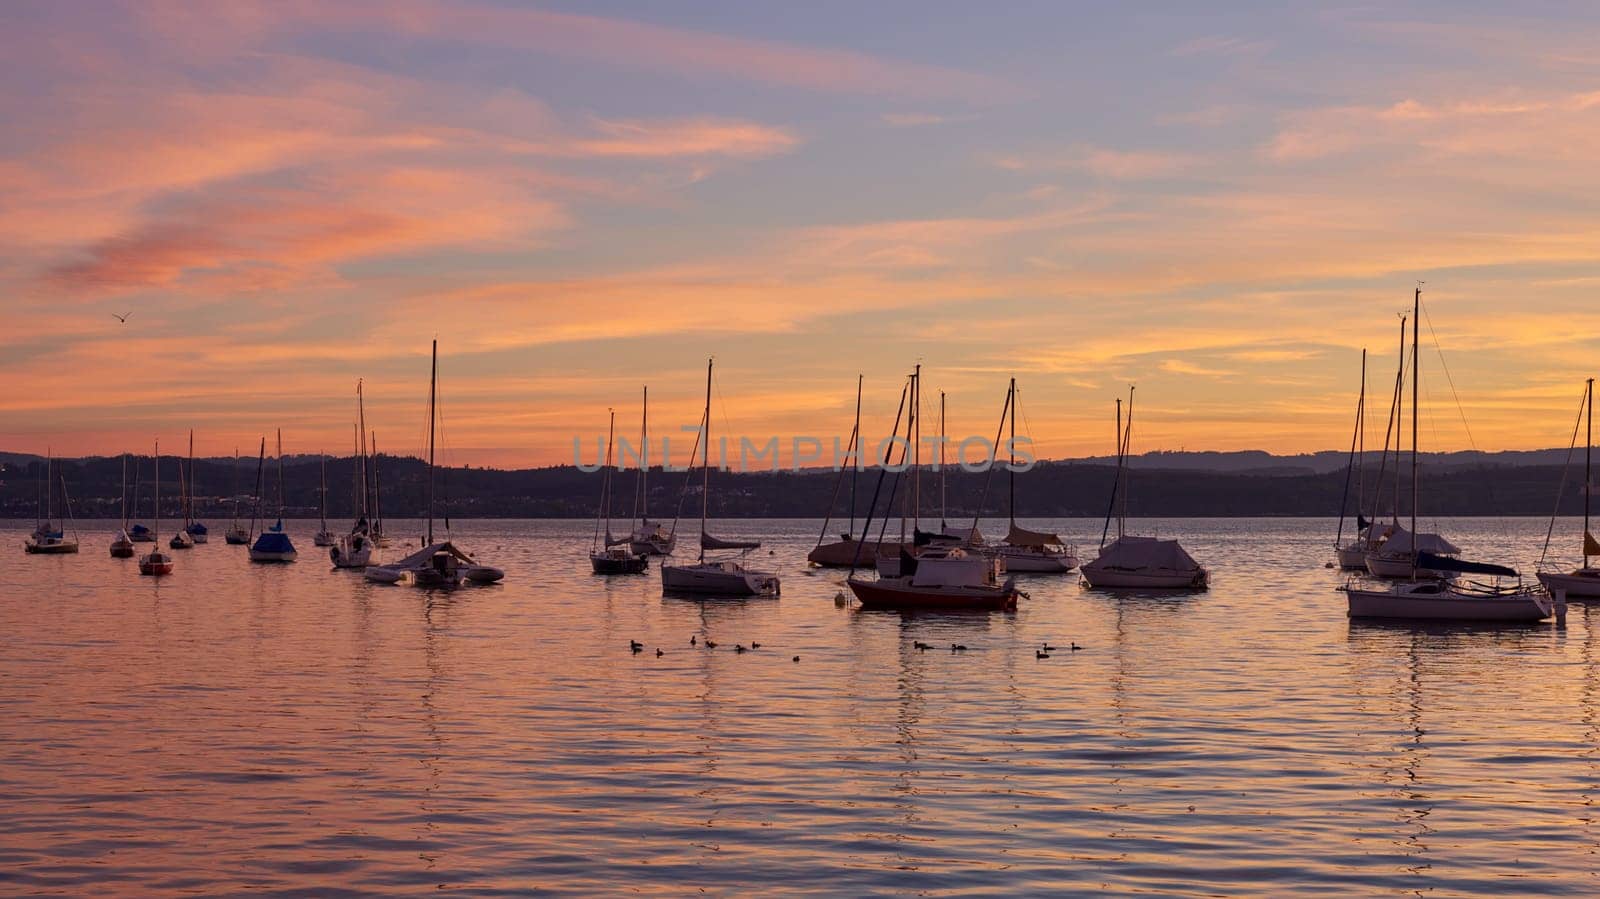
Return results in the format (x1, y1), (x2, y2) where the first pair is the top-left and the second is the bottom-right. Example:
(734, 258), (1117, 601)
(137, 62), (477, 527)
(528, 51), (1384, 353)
(1081, 388), (1208, 591)
(1081, 535), (1209, 589)
(850, 547), (1017, 612)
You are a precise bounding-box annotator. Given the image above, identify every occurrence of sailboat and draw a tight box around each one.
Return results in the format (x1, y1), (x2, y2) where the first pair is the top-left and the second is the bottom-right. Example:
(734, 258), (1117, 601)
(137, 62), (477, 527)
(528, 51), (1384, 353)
(110, 453), (136, 558)
(24, 451), (80, 554)
(365, 340), (504, 586)
(332, 384), (376, 566)
(1538, 378), (1600, 599)
(224, 447), (250, 545)
(1343, 288), (1551, 621)
(1081, 388), (1210, 590)
(847, 372), (1016, 611)
(808, 375), (889, 568)
(167, 457), (195, 549)
(627, 386), (676, 556)
(313, 455), (336, 546)
(182, 431), (208, 543)
(138, 441), (174, 576)
(591, 409), (648, 574)
(992, 378), (1077, 573)
(1333, 350), (1372, 568)
(248, 430), (297, 563)
(660, 359), (780, 596)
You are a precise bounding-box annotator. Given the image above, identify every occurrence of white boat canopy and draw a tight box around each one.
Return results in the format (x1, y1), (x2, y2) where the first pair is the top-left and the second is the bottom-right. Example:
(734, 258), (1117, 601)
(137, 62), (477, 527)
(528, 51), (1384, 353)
(1092, 535), (1201, 571)
(1380, 525), (1461, 556)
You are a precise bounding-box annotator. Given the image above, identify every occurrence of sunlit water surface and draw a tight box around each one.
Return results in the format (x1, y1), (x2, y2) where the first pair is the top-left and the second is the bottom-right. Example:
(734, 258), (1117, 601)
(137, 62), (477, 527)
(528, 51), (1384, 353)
(4, 517), (1600, 896)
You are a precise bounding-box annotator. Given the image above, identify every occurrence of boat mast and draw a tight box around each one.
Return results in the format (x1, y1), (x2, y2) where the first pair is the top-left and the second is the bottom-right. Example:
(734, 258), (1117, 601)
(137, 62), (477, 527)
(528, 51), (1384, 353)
(1587, 377), (1594, 570)
(1100, 398), (1123, 550)
(1122, 387), (1135, 539)
(635, 386), (648, 528)
(1393, 314), (1406, 522)
(595, 409), (615, 551)
(1410, 286), (1420, 578)
(153, 440), (161, 543)
(371, 432), (382, 534)
(852, 374), (863, 538)
(121, 453), (128, 528)
(1335, 349), (1367, 549)
(230, 447), (240, 529)
(938, 389), (946, 531)
(357, 380), (369, 519)
(249, 438), (265, 539)
(46, 448), (53, 526)
(188, 430), (196, 526)
(319, 454), (328, 531)
(912, 364), (921, 535)
(1009, 378), (1017, 533)
(276, 429), (286, 524)
(699, 357), (712, 563)
(427, 340), (438, 546)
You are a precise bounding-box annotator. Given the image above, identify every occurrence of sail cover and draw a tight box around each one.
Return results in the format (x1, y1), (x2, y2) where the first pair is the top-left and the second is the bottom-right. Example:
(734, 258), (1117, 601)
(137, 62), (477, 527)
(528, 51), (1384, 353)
(1005, 524), (1063, 547)
(251, 530), (295, 553)
(702, 531), (759, 550)
(1381, 526), (1461, 556)
(1091, 535), (1200, 572)
(1417, 552), (1518, 577)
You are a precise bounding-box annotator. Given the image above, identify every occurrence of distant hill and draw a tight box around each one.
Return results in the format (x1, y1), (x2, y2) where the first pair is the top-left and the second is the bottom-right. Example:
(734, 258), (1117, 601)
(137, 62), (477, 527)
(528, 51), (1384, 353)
(0, 449), (1585, 519)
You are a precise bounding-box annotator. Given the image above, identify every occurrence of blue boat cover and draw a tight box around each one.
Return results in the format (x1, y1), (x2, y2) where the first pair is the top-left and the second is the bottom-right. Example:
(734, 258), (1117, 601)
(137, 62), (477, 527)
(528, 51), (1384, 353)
(130, 524), (152, 537)
(253, 525), (296, 554)
(186, 522), (209, 535)
(1417, 551), (1517, 577)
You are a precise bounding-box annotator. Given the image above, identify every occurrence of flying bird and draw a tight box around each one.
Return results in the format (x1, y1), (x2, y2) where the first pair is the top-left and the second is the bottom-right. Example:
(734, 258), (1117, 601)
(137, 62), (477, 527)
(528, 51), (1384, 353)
(111, 312), (131, 323)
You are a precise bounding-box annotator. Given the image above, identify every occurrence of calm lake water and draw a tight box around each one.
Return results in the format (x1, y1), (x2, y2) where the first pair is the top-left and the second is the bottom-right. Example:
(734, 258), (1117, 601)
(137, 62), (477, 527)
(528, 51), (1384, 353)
(4, 517), (1599, 896)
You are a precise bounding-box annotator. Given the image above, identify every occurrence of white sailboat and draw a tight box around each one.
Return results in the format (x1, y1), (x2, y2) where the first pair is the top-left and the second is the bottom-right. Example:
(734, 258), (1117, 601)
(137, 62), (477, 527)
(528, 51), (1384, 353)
(138, 441), (174, 576)
(224, 446), (250, 544)
(592, 409), (648, 574)
(182, 430), (208, 543)
(992, 378), (1077, 573)
(1538, 377), (1600, 599)
(627, 386), (676, 557)
(808, 375), (892, 568)
(1343, 287), (1551, 621)
(313, 454), (336, 546)
(248, 430), (297, 563)
(1333, 349), (1372, 568)
(332, 384), (376, 567)
(847, 372), (1018, 611)
(110, 453), (135, 558)
(24, 451), (80, 555)
(167, 457), (195, 549)
(1081, 388), (1210, 590)
(661, 359), (779, 596)
(364, 340), (504, 587)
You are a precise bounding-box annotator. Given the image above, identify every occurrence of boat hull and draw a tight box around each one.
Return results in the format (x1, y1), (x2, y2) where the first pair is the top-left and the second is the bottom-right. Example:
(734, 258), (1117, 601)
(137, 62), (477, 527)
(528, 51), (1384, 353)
(330, 541), (372, 569)
(168, 533), (194, 550)
(24, 540), (79, 555)
(592, 553), (648, 575)
(138, 553), (174, 576)
(1537, 570), (1600, 600)
(1336, 544), (1369, 570)
(109, 542), (135, 558)
(661, 562), (779, 596)
(223, 530), (249, 545)
(848, 577), (1018, 612)
(313, 531), (336, 547)
(1081, 566), (1209, 590)
(992, 545), (1077, 573)
(1345, 583), (1550, 621)
(248, 550), (297, 563)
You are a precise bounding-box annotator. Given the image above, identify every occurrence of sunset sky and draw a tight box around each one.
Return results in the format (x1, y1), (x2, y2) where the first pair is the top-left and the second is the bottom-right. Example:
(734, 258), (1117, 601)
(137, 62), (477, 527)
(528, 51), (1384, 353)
(5, 1), (1600, 467)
